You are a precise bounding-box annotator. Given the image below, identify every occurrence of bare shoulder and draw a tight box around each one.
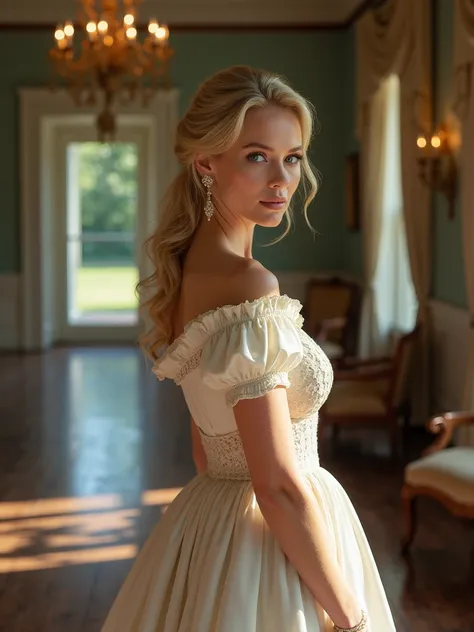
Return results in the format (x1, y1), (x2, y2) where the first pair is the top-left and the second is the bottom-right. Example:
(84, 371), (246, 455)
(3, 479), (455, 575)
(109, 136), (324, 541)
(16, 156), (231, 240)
(226, 259), (280, 305)
(178, 253), (280, 331)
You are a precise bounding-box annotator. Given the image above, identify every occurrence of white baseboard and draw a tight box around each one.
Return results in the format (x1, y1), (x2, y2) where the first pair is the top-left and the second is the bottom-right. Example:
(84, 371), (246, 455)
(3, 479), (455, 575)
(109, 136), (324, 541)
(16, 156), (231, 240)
(0, 269), (360, 351)
(5, 275), (466, 416)
(0, 273), (21, 350)
(430, 298), (470, 412)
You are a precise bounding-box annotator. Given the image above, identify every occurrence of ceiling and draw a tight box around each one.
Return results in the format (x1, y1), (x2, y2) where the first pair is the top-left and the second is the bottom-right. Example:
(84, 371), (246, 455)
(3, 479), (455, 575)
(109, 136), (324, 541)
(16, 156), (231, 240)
(0, 0), (369, 27)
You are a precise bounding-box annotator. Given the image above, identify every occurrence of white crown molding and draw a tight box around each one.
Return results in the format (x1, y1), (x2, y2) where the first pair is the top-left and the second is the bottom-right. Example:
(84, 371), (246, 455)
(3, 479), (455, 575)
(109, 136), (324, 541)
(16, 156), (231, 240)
(0, 0), (365, 26)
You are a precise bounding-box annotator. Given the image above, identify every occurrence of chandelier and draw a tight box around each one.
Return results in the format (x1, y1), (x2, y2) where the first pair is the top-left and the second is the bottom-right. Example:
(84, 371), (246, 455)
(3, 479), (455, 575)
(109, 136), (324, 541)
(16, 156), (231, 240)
(49, 0), (174, 141)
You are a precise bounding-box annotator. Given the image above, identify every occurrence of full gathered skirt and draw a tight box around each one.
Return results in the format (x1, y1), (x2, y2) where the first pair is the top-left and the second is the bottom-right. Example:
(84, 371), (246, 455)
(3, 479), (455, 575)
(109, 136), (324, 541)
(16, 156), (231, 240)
(102, 469), (395, 632)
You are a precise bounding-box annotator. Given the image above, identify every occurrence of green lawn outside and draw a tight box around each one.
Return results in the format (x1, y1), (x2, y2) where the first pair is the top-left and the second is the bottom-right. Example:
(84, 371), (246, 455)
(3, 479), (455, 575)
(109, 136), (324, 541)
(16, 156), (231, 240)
(76, 266), (138, 312)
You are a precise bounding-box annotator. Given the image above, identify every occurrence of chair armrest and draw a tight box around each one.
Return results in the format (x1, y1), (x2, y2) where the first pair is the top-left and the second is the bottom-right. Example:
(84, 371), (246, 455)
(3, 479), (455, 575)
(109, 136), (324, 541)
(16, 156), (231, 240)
(334, 368), (393, 382)
(422, 411), (474, 456)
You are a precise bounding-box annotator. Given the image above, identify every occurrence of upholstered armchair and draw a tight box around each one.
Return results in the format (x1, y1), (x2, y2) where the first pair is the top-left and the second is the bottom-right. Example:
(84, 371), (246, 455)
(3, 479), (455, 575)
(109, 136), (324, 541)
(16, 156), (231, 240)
(319, 324), (420, 459)
(302, 277), (361, 366)
(401, 411), (474, 553)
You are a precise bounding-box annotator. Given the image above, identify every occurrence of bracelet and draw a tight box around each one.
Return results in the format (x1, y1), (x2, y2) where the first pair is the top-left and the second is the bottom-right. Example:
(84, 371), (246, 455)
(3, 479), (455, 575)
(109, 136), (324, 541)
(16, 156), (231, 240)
(333, 609), (367, 632)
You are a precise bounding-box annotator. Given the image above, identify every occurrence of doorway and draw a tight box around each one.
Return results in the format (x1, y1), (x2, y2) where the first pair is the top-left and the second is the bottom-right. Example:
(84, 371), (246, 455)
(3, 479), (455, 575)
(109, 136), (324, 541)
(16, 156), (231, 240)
(19, 89), (179, 349)
(54, 132), (144, 342)
(66, 141), (139, 328)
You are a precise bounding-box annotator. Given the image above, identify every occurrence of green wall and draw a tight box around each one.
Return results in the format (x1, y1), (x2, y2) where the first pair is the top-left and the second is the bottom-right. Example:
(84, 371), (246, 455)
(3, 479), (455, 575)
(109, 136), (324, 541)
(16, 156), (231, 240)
(432, 0), (466, 306)
(2, 17), (464, 304)
(340, 28), (363, 279)
(0, 29), (354, 274)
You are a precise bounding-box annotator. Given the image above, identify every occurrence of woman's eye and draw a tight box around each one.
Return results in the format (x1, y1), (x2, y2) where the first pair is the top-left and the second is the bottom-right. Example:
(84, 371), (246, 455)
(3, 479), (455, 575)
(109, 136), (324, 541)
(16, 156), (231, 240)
(286, 154), (303, 164)
(247, 152), (266, 163)
(246, 152), (303, 164)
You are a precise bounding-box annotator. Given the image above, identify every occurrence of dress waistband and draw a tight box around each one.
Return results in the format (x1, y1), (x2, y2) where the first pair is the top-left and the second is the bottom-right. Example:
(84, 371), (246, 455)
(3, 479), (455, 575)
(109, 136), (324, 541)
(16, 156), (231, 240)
(199, 416), (320, 481)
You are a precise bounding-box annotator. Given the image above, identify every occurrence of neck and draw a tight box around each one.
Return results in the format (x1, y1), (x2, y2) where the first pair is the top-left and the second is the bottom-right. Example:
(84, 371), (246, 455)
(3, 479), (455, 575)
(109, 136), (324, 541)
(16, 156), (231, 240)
(196, 215), (255, 260)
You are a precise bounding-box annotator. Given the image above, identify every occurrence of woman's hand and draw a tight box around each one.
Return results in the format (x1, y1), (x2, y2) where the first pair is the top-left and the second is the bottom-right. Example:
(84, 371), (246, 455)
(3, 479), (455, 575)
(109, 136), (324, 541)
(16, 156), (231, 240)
(333, 606), (367, 631)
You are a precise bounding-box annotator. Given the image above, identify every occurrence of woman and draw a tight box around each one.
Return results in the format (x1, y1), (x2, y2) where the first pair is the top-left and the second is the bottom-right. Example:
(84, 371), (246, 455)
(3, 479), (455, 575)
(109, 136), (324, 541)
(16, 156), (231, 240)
(102, 65), (396, 632)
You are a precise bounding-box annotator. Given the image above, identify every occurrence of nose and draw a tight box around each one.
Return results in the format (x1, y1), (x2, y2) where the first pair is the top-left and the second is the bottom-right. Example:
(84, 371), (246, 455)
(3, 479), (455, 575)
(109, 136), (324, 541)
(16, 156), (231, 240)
(268, 163), (291, 189)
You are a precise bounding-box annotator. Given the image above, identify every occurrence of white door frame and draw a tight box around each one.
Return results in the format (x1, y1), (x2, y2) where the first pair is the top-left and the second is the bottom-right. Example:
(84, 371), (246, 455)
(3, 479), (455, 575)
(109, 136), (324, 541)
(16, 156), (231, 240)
(52, 124), (150, 343)
(19, 87), (179, 350)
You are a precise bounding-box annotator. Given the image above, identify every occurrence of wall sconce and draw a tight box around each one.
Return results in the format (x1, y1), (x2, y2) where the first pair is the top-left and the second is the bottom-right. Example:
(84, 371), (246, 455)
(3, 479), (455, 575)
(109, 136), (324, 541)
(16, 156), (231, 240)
(416, 124), (458, 219)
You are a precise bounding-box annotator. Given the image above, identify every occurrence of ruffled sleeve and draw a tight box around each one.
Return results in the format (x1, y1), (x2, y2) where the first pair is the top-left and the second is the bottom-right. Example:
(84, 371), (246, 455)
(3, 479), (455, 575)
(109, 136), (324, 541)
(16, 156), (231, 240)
(200, 296), (304, 407)
(152, 295), (304, 406)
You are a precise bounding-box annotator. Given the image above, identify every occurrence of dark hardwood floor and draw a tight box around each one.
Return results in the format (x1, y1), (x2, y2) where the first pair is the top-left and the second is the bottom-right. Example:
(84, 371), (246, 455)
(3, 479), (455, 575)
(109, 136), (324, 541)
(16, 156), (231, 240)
(0, 347), (472, 632)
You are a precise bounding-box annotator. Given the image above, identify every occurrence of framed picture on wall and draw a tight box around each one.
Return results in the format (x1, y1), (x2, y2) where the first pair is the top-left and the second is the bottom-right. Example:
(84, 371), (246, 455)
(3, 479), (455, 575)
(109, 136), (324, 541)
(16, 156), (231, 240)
(345, 152), (360, 231)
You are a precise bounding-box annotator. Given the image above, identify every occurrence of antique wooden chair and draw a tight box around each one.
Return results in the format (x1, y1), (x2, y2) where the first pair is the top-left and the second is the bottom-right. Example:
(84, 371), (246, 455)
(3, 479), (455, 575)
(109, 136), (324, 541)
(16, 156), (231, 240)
(302, 277), (361, 366)
(319, 324), (421, 459)
(401, 411), (474, 553)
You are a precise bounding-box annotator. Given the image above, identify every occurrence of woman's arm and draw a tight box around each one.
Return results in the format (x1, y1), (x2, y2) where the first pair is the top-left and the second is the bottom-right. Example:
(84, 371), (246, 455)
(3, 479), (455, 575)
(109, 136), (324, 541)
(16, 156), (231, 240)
(198, 265), (363, 629)
(190, 416), (207, 474)
(234, 388), (362, 629)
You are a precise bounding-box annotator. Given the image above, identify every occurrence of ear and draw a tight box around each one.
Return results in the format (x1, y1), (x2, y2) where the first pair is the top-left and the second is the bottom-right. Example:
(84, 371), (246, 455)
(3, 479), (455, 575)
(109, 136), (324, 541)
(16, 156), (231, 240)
(194, 154), (214, 178)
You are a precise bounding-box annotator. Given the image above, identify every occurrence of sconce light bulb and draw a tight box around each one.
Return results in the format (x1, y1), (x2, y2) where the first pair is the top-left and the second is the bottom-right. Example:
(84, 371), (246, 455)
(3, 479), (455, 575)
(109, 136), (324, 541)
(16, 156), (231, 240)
(431, 135), (441, 149)
(148, 19), (159, 34)
(155, 25), (169, 41)
(417, 135), (427, 149)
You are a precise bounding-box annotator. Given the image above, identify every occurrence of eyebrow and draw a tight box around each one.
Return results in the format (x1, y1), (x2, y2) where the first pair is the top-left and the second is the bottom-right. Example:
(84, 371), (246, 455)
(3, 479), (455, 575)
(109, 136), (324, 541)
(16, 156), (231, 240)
(242, 142), (303, 153)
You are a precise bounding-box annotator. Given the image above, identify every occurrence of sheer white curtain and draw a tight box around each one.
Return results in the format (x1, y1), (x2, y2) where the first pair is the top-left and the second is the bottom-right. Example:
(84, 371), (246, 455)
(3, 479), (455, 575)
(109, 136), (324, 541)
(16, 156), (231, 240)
(357, 0), (432, 423)
(373, 75), (417, 354)
(358, 82), (390, 357)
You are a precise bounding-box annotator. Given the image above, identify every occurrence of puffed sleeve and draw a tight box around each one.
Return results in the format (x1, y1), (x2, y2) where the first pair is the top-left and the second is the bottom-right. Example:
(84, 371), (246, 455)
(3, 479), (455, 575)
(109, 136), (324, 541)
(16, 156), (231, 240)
(201, 295), (304, 407)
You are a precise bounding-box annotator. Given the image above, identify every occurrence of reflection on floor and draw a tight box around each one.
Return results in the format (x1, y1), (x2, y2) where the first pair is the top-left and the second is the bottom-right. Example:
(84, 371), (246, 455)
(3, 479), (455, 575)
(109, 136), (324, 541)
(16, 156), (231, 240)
(0, 347), (472, 632)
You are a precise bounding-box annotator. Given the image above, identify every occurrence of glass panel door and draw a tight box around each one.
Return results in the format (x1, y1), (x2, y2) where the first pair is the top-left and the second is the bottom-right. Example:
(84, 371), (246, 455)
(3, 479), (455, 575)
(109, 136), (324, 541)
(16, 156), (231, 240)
(66, 142), (139, 327)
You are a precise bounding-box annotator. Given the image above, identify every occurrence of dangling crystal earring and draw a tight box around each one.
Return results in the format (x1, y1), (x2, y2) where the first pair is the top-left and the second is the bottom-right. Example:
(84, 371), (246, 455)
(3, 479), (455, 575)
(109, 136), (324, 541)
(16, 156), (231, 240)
(201, 175), (214, 221)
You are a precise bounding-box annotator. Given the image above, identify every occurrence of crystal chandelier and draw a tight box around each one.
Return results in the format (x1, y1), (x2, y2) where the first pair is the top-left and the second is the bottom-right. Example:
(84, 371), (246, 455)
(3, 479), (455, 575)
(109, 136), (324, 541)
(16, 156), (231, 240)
(49, 0), (174, 141)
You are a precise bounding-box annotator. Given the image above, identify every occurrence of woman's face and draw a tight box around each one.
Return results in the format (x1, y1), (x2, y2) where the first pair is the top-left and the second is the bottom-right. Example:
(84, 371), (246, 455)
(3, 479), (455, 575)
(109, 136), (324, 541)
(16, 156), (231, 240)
(203, 104), (304, 228)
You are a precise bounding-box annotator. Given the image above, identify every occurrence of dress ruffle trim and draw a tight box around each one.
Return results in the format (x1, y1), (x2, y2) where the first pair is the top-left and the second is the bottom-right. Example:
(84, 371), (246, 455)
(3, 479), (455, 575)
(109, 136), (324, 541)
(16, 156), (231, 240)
(225, 372), (291, 407)
(152, 295), (303, 383)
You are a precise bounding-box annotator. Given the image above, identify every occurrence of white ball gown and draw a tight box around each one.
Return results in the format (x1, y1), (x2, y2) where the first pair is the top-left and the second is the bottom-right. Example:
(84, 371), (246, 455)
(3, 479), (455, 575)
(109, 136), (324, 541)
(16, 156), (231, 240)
(101, 295), (396, 632)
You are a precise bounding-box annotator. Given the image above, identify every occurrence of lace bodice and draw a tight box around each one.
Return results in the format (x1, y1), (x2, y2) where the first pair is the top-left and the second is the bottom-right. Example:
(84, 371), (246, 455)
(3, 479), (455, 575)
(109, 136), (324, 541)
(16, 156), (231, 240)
(200, 417), (320, 480)
(153, 295), (333, 479)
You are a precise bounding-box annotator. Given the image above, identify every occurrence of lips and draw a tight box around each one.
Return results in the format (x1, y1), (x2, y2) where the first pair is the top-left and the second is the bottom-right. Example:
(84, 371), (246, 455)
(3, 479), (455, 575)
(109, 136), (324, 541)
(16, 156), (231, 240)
(259, 199), (287, 209)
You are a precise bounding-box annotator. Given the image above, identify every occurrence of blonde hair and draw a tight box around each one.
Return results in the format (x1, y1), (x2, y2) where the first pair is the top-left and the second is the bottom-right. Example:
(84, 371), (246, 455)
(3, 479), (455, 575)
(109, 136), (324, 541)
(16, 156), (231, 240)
(137, 65), (319, 360)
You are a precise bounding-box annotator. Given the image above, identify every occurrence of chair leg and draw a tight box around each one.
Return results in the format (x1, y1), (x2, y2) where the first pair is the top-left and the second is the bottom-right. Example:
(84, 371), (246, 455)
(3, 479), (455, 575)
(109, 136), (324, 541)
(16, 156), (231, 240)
(401, 485), (418, 554)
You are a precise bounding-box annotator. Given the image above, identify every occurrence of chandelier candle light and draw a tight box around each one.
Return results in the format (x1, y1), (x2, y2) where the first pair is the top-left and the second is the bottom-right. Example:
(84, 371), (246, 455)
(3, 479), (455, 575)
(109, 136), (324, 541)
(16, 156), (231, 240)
(50, 0), (173, 141)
